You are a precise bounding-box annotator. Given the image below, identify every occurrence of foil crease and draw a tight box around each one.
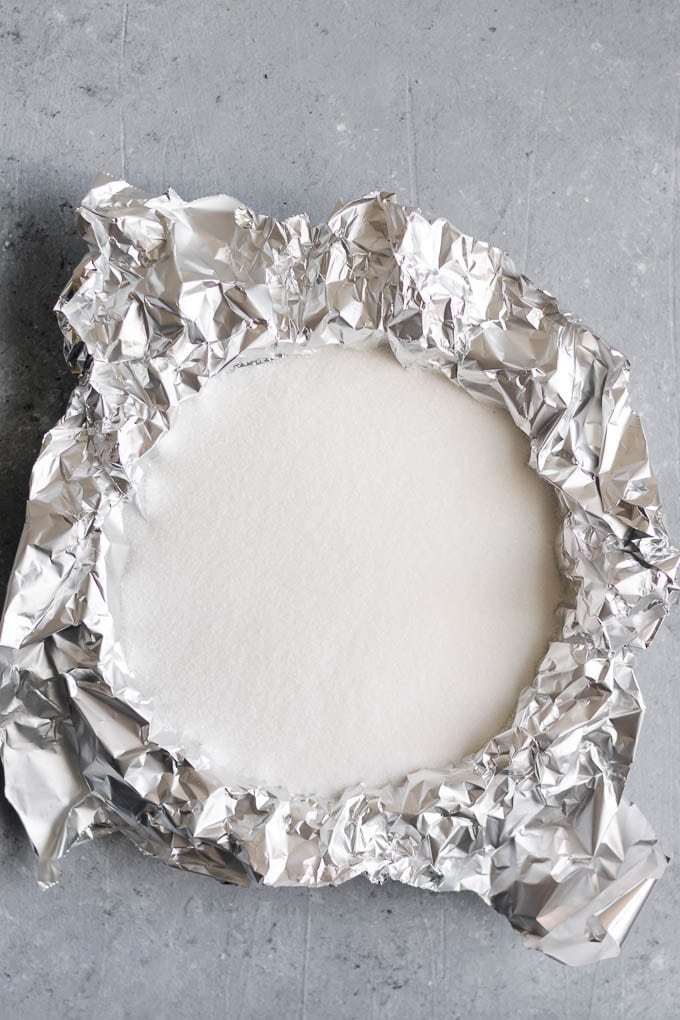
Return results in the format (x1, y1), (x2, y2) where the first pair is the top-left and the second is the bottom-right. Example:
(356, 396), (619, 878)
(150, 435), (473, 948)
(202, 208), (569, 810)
(1, 176), (678, 965)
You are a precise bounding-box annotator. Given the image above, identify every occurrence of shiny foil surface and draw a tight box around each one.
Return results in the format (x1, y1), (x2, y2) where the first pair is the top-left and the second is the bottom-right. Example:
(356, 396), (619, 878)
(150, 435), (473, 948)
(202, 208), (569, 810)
(1, 176), (677, 965)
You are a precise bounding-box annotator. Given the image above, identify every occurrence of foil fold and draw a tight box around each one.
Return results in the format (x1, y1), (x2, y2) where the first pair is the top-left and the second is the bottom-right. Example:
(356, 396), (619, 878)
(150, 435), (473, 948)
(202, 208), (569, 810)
(1, 176), (677, 965)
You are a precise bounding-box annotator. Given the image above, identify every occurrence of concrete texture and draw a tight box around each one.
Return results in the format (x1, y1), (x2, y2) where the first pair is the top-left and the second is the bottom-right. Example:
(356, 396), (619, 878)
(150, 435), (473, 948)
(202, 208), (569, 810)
(1, 1), (679, 1016)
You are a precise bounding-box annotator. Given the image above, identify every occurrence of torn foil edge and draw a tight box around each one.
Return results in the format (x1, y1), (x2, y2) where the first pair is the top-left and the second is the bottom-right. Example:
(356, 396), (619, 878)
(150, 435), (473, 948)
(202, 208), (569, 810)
(0, 175), (677, 965)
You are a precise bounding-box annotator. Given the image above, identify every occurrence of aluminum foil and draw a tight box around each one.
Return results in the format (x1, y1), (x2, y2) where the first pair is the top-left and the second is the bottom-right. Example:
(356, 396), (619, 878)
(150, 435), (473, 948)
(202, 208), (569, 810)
(1, 175), (678, 965)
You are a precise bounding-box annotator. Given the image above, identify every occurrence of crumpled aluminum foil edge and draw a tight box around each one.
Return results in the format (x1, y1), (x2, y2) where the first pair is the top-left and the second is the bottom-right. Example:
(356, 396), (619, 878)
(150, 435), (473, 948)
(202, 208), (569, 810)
(0, 174), (677, 966)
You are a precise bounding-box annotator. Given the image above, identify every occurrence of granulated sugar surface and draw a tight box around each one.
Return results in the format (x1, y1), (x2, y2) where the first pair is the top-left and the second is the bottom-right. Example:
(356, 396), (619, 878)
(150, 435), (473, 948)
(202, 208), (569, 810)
(111, 346), (561, 797)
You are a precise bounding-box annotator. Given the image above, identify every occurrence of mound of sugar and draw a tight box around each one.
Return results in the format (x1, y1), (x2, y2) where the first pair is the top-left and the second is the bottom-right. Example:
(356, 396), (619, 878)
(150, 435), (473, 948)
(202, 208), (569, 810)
(109, 346), (560, 797)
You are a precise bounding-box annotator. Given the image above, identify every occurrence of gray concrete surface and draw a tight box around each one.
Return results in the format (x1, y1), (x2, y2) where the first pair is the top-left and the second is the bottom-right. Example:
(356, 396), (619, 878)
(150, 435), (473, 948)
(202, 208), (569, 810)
(1, 1), (679, 1017)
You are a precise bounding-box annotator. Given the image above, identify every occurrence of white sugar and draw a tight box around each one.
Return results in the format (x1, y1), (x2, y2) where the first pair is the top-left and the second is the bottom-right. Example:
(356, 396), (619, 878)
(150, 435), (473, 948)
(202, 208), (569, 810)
(109, 346), (560, 797)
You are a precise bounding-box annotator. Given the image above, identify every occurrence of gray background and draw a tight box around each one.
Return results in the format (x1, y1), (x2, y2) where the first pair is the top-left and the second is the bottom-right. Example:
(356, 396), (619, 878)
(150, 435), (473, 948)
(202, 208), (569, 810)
(1, 1), (678, 1017)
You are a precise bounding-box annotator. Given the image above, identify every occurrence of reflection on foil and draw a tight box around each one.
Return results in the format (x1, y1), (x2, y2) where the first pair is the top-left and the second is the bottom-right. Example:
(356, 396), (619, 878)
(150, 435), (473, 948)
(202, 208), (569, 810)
(0, 176), (677, 965)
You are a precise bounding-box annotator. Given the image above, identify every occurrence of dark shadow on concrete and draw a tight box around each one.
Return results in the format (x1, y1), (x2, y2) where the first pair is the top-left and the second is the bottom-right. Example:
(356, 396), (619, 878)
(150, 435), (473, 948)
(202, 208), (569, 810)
(0, 175), (86, 610)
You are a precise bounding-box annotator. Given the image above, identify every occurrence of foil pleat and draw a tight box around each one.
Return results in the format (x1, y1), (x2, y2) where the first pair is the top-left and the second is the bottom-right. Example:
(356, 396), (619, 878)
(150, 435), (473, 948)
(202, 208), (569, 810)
(1, 175), (677, 964)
